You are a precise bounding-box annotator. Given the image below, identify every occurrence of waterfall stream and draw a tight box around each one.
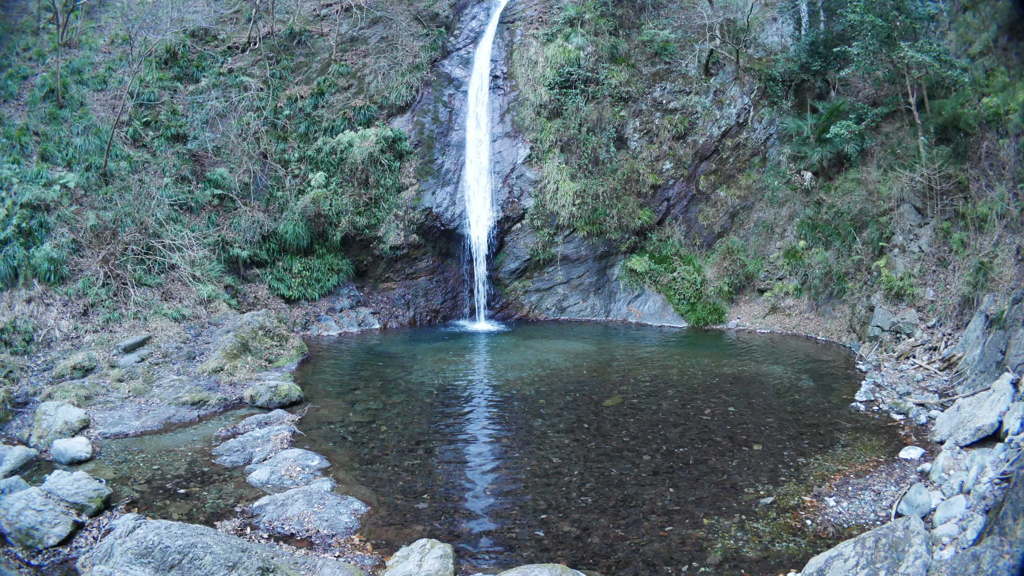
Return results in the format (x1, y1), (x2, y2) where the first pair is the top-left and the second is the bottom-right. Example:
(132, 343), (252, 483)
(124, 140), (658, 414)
(461, 0), (509, 331)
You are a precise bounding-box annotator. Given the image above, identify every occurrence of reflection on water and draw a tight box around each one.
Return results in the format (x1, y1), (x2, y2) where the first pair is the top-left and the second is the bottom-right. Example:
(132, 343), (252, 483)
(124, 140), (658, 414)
(293, 322), (896, 575)
(460, 335), (502, 553)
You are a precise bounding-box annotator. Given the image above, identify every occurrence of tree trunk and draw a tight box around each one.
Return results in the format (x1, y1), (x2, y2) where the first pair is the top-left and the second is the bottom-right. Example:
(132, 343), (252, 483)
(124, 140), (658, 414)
(818, 0), (825, 31)
(904, 69), (926, 163)
(799, 0), (809, 37)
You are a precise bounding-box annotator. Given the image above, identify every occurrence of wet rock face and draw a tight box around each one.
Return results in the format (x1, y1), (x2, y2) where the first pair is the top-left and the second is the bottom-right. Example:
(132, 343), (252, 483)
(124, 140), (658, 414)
(492, 229), (684, 326)
(798, 516), (931, 576)
(398, 0), (530, 232)
(77, 514), (366, 576)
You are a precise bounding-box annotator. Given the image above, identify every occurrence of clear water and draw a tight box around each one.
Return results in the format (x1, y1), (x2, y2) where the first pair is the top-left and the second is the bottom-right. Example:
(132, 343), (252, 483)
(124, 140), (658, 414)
(294, 322), (895, 575)
(461, 0), (510, 329)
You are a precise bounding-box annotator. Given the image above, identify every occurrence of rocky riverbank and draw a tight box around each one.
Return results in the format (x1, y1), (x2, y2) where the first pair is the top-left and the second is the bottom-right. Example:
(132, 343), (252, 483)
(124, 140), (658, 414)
(2, 289), (1022, 575)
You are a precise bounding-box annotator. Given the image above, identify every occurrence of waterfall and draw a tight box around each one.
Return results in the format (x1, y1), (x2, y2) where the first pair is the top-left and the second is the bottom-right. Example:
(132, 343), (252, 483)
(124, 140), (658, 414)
(461, 0), (510, 331)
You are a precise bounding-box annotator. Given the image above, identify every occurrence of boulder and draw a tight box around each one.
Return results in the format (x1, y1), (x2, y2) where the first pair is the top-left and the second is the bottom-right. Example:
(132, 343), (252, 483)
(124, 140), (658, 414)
(40, 470), (111, 516)
(76, 514), (366, 576)
(116, 348), (151, 368)
(497, 566), (586, 576)
(0, 487), (80, 549)
(212, 424), (296, 468)
(200, 310), (307, 378)
(897, 483), (933, 518)
(242, 379), (304, 409)
(116, 334), (151, 354)
(51, 436), (94, 465)
(383, 538), (455, 576)
(29, 401), (90, 449)
(0, 475), (29, 495)
(798, 516), (930, 576)
(215, 409), (297, 441)
(898, 446), (926, 461)
(251, 479), (368, 541)
(52, 352), (98, 380)
(933, 494), (967, 526)
(0, 444), (38, 478)
(1001, 402), (1024, 439)
(932, 373), (1016, 447)
(245, 448), (330, 493)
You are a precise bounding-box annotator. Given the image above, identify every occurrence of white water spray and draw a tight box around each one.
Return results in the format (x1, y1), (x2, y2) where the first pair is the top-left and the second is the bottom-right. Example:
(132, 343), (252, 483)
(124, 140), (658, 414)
(461, 0), (509, 331)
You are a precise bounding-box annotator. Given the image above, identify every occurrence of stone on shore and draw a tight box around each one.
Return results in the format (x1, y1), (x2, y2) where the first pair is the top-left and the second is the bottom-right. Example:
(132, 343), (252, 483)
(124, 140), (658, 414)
(0, 487), (81, 549)
(40, 470), (111, 516)
(117, 334), (152, 354)
(212, 424), (296, 468)
(0, 444), (38, 478)
(798, 516), (930, 576)
(251, 479), (368, 541)
(51, 436), (94, 465)
(931, 372), (1016, 447)
(497, 565), (586, 576)
(897, 483), (933, 518)
(383, 538), (455, 576)
(76, 514), (366, 576)
(933, 494), (967, 526)
(242, 379), (304, 409)
(245, 448), (329, 493)
(0, 475), (29, 495)
(29, 401), (90, 449)
(898, 446), (926, 460)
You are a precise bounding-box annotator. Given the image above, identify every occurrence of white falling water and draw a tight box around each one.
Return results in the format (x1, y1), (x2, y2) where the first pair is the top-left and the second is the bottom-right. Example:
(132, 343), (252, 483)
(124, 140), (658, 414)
(461, 0), (510, 331)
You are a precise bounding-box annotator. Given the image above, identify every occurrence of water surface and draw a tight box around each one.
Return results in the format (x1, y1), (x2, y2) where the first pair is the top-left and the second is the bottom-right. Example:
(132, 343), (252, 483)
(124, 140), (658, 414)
(294, 322), (893, 574)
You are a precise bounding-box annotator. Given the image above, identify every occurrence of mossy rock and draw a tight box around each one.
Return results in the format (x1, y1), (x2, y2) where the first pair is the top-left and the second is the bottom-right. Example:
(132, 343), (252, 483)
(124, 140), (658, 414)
(52, 352), (99, 381)
(29, 401), (90, 449)
(201, 311), (307, 380)
(42, 379), (107, 407)
(243, 379), (304, 409)
(175, 389), (227, 408)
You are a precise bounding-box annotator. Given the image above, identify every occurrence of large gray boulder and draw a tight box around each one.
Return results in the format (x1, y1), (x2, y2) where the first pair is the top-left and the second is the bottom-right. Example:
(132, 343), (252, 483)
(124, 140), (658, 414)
(245, 448), (330, 493)
(212, 424), (296, 468)
(251, 479), (368, 541)
(932, 373), (1016, 446)
(29, 401), (90, 449)
(383, 538), (455, 576)
(214, 409), (297, 441)
(0, 444), (38, 478)
(51, 436), (94, 465)
(40, 470), (111, 516)
(0, 487), (81, 549)
(497, 566), (586, 576)
(798, 516), (930, 576)
(76, 514), (366, 576)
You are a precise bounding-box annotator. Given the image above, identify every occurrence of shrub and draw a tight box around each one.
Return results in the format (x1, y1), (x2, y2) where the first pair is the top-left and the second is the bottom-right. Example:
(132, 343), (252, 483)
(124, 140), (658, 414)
(624, 236), (726, 327)
(0, 317), (35, 355)
(713, 236), (762, 300)
(264, 250), (353, 302)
